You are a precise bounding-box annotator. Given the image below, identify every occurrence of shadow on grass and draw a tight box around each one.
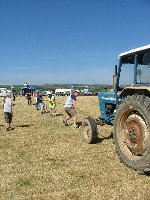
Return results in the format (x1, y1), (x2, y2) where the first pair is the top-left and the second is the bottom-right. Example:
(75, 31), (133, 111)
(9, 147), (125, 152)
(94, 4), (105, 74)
(77, 121), (82, 127)
(65, 121), (82, 127)
(144, 171), (150, 176)
(44, 111), (63, 117)
(56, 113), (64, 117)
(16, 124), (33, 128)
(96, 132), (113, 143)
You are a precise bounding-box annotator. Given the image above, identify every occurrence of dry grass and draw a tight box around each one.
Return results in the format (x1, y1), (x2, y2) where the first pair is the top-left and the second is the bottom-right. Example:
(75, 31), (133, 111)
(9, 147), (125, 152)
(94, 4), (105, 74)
(0, 96), (150, 200)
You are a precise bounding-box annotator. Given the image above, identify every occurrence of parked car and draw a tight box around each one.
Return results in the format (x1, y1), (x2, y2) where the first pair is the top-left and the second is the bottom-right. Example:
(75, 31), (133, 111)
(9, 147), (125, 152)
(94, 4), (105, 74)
(0, 88), (12, 96)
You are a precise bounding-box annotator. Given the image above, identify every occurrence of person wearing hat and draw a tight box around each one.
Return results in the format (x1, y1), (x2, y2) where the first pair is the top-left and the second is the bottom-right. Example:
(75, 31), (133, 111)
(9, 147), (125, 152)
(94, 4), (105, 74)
(63, 90), (80, 128)
(2, 93), (13, 131)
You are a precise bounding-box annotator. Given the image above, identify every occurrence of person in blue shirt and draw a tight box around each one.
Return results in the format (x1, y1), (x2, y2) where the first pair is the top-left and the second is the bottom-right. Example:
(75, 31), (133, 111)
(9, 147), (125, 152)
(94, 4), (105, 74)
(63, 90), (80, 128)
(36, 93), (46, 113)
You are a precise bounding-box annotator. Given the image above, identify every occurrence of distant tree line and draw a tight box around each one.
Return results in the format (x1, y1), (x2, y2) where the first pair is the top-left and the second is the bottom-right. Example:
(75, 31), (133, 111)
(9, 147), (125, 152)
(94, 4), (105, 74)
(0, 84), (113, 94)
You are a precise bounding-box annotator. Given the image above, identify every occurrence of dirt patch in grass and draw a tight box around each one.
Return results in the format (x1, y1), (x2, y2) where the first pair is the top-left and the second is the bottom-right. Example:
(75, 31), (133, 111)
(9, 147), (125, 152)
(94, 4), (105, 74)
(0, 96), (150, 200)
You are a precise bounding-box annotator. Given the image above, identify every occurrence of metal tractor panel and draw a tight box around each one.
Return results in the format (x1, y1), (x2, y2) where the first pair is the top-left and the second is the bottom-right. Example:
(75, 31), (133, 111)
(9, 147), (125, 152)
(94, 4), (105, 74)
(98, 91), (118, 124)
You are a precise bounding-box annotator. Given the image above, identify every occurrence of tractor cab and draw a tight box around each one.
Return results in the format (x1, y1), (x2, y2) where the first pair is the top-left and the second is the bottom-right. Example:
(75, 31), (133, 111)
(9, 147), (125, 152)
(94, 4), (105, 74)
(116, 44), (150, 98)
(98, 44), (150, 125)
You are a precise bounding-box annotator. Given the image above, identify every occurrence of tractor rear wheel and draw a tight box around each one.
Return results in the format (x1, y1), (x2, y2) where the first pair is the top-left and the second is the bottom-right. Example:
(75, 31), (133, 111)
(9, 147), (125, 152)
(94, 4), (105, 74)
(82, 117), (97, 144)
(113, 95), (150, 173)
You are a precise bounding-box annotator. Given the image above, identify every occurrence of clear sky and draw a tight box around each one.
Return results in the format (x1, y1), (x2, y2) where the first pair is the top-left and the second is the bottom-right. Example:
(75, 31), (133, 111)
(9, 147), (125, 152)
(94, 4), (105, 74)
(0, 0), (150, 85)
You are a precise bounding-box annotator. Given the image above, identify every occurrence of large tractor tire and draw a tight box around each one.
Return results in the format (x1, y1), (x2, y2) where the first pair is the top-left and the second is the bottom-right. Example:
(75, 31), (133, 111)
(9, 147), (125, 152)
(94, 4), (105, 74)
(113, 95), (150, 173)
(82, 117), (98, 144)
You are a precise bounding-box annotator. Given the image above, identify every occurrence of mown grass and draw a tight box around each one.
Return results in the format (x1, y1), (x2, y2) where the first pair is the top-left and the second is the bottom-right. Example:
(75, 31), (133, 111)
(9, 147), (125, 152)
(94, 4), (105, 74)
(0, 95), (150, 200)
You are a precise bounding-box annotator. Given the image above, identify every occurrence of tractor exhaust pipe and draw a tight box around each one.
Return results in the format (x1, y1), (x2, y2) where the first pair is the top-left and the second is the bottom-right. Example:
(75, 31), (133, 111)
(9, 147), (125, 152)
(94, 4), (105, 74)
(113, 65), (117, 91)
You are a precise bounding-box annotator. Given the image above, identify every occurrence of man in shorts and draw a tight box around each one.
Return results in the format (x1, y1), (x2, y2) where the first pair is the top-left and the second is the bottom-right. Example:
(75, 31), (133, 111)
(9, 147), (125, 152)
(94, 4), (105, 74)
(63, 90), (80, 128)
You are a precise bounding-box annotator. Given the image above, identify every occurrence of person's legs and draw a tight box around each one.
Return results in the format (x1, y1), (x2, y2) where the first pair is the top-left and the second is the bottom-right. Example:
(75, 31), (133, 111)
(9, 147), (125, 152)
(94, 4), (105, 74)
(54, 107), (56, 116)
(63, 108), (71, 125)
(42, 104), (46, 114)
(40, 103), (44, 114)
(41, 106), (45, 114)
(69, 109), (78, 128)
(5, 123), (9, 129)
(52, 106), (56, 116)
(64, 108), (78, 127)
(66, 115), (71, 120)
(50, 107), (52, 115)
(9, 113), (13, 128)
(52, 102), (56, 116)
(73, 115), (78, 128)
(49, 102), (52, 115)
(36, 103), (38, 110)
(13, 95), (15, 101)
(52, 108), (54, 115)
(4, 112), (12, 131)
(29, 98), (32, 105)
(39, 103), (45, 114)
(63, 116), (70, 125)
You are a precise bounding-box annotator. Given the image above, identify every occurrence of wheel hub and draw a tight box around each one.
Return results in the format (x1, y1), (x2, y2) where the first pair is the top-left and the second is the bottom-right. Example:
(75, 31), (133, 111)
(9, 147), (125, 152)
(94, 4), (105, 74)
(123, 114), (147, 155)
(127, 121), (143, 143)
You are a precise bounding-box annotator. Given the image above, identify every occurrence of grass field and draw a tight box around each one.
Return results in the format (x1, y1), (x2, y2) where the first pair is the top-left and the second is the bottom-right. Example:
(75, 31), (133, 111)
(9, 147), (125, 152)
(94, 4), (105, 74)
(0, 95), (150, 200)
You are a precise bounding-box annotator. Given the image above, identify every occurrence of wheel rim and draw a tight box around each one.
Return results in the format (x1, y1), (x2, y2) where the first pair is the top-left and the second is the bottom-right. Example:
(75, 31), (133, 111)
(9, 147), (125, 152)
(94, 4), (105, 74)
(125, 115), (146, 155)
(117, 110), (149, 159)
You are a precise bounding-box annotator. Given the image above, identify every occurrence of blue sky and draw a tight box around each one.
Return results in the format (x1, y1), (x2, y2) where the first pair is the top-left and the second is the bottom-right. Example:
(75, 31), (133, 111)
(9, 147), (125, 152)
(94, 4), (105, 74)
(0, 0), (150, 85)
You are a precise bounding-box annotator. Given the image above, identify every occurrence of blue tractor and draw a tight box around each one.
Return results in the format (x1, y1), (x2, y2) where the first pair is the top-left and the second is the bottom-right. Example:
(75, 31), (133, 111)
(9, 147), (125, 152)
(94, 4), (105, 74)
(82, 44), (150, 173)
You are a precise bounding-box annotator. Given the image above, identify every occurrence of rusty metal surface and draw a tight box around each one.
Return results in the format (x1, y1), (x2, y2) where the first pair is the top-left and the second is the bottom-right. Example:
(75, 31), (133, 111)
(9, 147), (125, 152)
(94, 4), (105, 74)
(124, 114), (146, 155)
(120, 86), (150, 97)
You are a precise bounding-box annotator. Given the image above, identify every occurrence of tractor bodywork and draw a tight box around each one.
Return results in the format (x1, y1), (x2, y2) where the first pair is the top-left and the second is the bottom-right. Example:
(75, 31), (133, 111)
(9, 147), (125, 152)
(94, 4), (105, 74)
(82, 44), (150, 174)
(98, 91), (117, 124)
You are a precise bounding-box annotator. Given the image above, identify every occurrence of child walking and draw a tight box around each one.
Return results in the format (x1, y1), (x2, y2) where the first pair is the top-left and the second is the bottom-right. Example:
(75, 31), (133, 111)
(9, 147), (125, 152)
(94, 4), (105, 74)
(2, 94), (13, 131)
(26, 92), (32, 105)
(48, 93), (56, 116)
(36, 93), (46, 114)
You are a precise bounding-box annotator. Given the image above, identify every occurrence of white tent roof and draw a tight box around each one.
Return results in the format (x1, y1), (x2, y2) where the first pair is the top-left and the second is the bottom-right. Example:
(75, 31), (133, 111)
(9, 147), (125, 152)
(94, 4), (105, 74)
(118, 44), (150, 58)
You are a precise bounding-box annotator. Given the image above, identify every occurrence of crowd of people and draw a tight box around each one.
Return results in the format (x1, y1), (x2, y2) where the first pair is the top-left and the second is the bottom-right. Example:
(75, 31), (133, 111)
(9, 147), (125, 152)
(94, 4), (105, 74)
(1, 88), (80, 131)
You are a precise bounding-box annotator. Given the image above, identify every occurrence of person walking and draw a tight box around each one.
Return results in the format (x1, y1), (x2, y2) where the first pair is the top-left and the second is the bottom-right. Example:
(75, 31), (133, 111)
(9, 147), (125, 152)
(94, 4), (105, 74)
(11, 86), (16, 101)
(63, 90), (80, 128)
(48, 92), (56, 116)
(36, 93), (46, 114)
(2, 93), (13, 131)
(26, 92), (32, 105)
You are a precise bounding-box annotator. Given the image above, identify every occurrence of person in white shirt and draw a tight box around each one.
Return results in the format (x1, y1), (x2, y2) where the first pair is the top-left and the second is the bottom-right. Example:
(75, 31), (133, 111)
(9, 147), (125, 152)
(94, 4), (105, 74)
(63, 90), (80, 128)
(2, 94), (13, 131)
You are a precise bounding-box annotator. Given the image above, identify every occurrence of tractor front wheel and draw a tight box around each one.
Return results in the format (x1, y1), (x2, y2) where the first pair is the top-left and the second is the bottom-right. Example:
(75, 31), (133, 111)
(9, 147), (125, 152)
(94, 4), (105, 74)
(113, 95), (150, 173)
(82, 117), (97, 144)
